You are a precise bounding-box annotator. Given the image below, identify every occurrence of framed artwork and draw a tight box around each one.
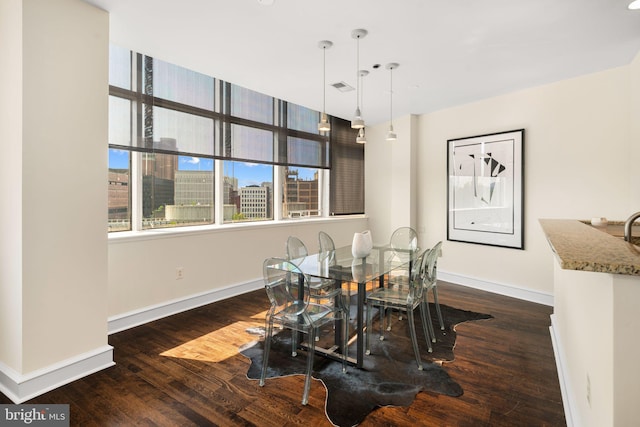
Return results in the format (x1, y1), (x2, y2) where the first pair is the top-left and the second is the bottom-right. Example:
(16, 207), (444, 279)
(447, 129), (524, 249)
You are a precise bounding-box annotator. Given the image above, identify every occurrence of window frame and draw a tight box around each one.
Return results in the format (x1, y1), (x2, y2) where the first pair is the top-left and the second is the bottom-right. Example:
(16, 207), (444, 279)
(108, 46), (361, 234)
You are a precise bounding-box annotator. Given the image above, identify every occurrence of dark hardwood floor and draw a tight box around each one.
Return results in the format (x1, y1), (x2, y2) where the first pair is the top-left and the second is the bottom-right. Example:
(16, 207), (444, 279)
(1, 282), (566, 426)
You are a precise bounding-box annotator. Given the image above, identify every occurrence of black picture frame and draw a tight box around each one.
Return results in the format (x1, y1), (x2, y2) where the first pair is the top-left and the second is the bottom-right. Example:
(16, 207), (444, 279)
(447, 129), (524, 249)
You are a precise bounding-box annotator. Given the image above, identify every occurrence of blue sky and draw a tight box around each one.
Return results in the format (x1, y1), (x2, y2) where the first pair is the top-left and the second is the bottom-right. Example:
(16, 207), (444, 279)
(109, 149), (316, 188)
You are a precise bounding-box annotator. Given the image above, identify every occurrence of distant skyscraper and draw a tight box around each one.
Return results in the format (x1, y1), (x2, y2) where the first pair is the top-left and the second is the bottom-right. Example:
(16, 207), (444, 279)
(141, 138), (178, 217)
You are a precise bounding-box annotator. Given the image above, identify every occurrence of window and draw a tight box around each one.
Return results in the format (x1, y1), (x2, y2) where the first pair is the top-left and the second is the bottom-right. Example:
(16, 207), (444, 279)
(142, 154), (214, 229)
(228, 83), (274, 124)
(282, 166), (321, 218)
(108, 45), (363, 233)
(108, 148), (130, 232)
(223, 161), (273, 223)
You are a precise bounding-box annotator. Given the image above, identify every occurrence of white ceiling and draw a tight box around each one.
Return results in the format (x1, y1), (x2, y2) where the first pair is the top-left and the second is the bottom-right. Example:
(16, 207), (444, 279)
(85, 0), (640, 126)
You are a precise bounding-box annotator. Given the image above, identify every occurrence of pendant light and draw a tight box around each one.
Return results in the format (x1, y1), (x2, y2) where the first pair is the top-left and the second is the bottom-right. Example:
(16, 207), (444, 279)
(356, 70), (369, 144)
(356, 128), (367, 144)
(630, 0), (640, 9)
(317, 40), (333, 132)
(385, 63), (399, 141)
(351, 29), (367, 129)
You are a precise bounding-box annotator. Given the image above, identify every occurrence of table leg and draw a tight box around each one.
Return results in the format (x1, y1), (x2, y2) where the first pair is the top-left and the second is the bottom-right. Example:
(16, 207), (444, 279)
(296, 272), (304, 348)
(356, 279), (366, 369)
(334, 279), (343, 350)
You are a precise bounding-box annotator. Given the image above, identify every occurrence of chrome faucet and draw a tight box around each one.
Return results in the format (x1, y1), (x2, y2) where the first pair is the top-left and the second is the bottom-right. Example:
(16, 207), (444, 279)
(624, 211), (640, 242)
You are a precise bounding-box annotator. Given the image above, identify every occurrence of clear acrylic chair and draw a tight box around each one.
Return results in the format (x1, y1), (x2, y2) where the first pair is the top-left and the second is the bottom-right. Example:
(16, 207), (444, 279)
(388, 227), (419, 287)
(318, 230), (352, 325)
(286, 235), (344, 341)
(318, 231), (335, 254)
(260, 257), (348, 405)
(422, 241), (445, 341)
(285, 236), (309, 261)
(286, 236), (337, 296)
(390, 227), (419, 256)
(387, 227), (420, 325)
(365, 249), (432, 371)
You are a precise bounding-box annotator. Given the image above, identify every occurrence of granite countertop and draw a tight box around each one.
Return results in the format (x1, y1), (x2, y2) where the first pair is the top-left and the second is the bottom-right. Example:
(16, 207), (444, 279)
(539, 219), (640, 276)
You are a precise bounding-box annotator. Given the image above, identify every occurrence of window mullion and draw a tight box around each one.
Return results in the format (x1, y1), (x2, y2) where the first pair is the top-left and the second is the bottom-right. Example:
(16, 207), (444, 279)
(131, 151), (143, 231)
(214, 159), (224, 225)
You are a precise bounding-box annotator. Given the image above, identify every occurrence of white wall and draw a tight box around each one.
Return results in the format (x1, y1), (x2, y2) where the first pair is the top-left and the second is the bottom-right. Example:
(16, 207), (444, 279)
(553, 262), (640, 427)
(0, 0), (24, 373)
(367, 63), (635, 299)
(21, 0), (110, 372)
(630, 52), (640, 209)
(553, 262), (615, 427)
(365, 115), (420, 245)
(0, 0), (111, 403)
(107, 217), (368, 321)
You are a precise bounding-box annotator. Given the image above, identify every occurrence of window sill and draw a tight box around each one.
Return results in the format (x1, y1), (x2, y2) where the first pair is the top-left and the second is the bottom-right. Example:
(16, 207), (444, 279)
(107, 214), (368, 244)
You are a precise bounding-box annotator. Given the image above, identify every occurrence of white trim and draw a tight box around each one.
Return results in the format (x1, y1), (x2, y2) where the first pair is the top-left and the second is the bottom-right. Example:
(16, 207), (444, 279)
(550, 314), (575, 427)
(438, 270), (554, 306)
(108, 214), (368, 244)
(0, 346), (114, 404)
(107, 278), (264, 334)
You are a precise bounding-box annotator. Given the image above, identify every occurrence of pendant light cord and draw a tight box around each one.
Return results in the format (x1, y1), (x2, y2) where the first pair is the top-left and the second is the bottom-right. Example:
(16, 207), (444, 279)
(323, 46), (326, 113)
(356, 36), (360, 111)
(389, 66), (393, 126)
(360, 71), (364, 114)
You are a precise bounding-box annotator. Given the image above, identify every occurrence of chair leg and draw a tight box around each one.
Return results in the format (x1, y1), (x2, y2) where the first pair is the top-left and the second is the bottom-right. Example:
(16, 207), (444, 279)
(291, 328), (298, 357)
(418, 301), (433, 353)
(302, 328), (316, 405)
(341, 310), (348, 373)
(380, 305), (387, 339)
(386, 305), (393, 331)
(432, 285), (445, 330)
(365, 301), (373, 355)
(406, 309), (424, 370)
(423, 294), (436, 342)
(260, 320), (274, 387)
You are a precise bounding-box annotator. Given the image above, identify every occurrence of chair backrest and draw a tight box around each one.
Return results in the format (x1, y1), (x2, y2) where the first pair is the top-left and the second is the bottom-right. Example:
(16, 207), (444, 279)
(407, 249), (428, 302)
(318, 231), (336, 265)
(262, 257), (309, 314)
(424, 241), (443, 285)
(390, 227), (419, 253)
(286, 236), (308, 261)
(318, 231), (335, 253)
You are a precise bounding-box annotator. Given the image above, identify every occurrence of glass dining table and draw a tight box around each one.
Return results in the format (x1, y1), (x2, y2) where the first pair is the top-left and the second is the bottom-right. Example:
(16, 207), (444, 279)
(285, 244), (415, 369)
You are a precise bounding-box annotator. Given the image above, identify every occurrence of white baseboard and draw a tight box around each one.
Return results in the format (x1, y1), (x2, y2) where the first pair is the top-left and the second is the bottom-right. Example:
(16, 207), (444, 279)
(0, 345), (114, 404)
(550, 314), (576, 427)
(438, 270), (554, 306)
(108, 278), (264, 334)
(0, 280), (263, 404)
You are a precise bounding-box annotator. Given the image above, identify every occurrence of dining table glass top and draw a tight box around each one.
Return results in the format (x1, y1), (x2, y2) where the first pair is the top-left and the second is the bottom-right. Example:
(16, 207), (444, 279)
(286, 244), (417, 283)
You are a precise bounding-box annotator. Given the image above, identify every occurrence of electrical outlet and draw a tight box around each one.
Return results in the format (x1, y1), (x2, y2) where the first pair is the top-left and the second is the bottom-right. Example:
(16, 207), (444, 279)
(176, 267), (184, 280)
(586, 374), (591, 407)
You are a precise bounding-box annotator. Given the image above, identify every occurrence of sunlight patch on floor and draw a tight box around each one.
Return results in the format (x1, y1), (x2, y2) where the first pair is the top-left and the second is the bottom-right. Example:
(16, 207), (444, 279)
(160, 311), (268, 363)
